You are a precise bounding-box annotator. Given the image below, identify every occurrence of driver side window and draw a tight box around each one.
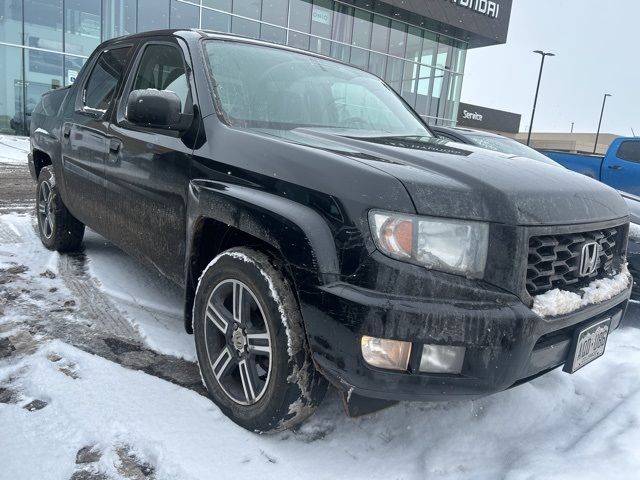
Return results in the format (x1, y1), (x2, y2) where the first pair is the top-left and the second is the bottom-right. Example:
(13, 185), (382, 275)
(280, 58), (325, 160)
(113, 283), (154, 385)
(132, 44), (190, 113)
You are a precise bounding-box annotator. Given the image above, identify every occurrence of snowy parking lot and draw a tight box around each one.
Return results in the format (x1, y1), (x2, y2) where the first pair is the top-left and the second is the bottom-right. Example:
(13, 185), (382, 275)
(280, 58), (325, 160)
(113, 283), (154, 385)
(2, 139), (640, 480)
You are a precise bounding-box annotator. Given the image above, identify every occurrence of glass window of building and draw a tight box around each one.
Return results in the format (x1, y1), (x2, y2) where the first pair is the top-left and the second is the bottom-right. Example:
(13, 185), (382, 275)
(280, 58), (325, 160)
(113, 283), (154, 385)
(0, 0), (23, 44)
(202, 7), (231, 32)
(0, 46), (24, 135)
(202, 0), (231, 12)
(24, 0), (63, 51)
(330, 4), (353, 63)
(368, 15), (390, 78)
(171, 0), (200, 29)
(65, 0), (101, 57)
(350, 9), (371, 69)
(83, 47), (131, 113)
(233, 0), (260, 20)
(436, 36), (453, 70)
(309, 0), (332, 56)
(232, 17), (260, 39)
(102, 0), (137, 40)
(288, 0), (312, 50)
(421, 31), (438, 67)
(261, 0), (288, 27)
(231, 0), (260, 38)
(261, 0), (288, 43)
(25, 49), (63, 131)
(137, 0), (170, 32)
(260, 25), (286, 45)
(385, 22), (407, 91)
(64, 55), (86, 87)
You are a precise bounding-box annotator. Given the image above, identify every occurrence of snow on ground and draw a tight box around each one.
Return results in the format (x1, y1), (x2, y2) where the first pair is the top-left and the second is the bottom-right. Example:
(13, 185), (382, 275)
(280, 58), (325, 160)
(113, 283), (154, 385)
(2, 212), (640, 479)
(3, 322), (640, 480)
(82, 229), (195, 361)
(0, 135), (29, 165)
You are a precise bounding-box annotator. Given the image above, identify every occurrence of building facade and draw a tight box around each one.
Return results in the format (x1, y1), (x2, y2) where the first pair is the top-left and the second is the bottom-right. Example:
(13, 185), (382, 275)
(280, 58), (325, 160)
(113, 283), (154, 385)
(0, 0), (512, 136)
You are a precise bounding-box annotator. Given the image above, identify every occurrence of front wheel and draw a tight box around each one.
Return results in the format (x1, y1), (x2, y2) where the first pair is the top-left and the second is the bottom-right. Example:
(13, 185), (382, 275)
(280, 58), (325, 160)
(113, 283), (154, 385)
(36, 166), (85, 252)
(193, 247), (327, 433)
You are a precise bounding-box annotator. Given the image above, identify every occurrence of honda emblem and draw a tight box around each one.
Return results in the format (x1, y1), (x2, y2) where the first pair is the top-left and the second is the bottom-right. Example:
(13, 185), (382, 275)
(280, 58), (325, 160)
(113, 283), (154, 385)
(579, 242), (599, 277)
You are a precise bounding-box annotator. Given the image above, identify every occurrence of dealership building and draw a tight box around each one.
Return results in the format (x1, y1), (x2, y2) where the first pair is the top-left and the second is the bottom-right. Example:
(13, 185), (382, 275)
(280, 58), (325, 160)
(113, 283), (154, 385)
(0, 0), (512, 136)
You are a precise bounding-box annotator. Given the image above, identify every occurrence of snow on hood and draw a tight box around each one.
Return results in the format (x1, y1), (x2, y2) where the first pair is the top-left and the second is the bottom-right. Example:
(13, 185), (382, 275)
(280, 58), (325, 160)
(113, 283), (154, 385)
(532, 264), (631, 318)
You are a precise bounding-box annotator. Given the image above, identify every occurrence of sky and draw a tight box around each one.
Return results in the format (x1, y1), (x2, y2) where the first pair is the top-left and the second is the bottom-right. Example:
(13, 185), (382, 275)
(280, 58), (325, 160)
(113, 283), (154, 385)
(461, 0), (640, 136)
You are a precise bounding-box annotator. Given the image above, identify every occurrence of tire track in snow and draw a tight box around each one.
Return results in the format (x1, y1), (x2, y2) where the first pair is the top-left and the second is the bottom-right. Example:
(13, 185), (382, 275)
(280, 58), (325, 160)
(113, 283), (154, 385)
(57, 252), (141, 340)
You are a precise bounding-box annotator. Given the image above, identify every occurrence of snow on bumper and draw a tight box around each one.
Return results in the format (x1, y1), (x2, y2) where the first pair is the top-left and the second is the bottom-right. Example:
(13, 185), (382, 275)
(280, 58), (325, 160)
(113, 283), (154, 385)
(532, 264), (631, 318)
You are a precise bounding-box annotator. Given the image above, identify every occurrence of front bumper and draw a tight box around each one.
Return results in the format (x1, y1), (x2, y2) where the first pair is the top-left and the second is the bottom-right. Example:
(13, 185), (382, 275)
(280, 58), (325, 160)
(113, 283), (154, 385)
(302, 258), (630, 402)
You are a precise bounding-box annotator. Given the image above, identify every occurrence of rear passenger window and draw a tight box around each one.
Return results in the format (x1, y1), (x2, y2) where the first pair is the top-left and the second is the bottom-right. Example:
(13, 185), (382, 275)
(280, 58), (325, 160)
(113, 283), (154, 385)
(83, 47), (132, 114)
(617, 141), (640, 163)
(132, 44), (190, 112)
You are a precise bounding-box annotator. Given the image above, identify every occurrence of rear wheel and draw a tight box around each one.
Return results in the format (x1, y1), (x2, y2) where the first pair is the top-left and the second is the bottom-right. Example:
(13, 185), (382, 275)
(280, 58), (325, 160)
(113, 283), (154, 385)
(36, 166), (85, 252)
(193, 247), (327, 432)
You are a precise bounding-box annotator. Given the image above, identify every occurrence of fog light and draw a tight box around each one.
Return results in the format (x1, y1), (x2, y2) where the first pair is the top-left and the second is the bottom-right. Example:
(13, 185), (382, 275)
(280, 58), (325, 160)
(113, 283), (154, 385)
(361, 336), (411, 371)
(420, 345), (466, 374)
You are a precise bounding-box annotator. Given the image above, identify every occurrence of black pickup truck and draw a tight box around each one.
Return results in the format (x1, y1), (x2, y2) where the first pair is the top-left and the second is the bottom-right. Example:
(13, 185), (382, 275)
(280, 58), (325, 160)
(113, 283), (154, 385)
(29, 29), (632, 433)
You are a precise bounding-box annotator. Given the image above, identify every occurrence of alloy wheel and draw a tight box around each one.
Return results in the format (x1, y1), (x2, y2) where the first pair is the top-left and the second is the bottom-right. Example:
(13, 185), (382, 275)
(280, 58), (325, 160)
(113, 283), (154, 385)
(204, 279), (272, 405)
(38, 180), (54, 239)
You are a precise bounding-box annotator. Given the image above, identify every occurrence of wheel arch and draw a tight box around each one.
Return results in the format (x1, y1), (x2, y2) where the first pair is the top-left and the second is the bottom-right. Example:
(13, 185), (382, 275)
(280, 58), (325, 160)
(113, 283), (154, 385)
(183, 180), (340, 332)
(32, 149), (52, 178)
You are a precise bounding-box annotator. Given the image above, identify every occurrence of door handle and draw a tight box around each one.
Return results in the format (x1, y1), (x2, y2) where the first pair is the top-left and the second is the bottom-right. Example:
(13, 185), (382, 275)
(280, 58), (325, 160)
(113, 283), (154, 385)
(109, 138), (122, 153)
(107, 138), (122, 165)
(608, 165), (623, 170)
(63, 124), (71, 138)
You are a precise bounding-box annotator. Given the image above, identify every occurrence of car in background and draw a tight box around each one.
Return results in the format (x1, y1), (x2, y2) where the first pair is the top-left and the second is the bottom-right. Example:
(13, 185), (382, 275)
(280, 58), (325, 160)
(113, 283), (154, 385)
(541, 138), (640, 196)
(431, 125), (640, 300)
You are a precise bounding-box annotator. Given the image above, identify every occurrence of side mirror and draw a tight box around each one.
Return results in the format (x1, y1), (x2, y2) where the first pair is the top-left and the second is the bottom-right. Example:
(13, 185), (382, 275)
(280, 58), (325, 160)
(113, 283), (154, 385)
(126, 89), (187, 130)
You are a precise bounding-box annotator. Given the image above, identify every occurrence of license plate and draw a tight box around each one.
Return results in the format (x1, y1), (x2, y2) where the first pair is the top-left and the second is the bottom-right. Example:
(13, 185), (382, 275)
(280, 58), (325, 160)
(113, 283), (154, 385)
(564, 318), (611, 374)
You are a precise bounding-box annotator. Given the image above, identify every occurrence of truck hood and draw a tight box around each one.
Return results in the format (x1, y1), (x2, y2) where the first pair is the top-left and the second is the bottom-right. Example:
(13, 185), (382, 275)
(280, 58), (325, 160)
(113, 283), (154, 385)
(263, 128), (629, 226)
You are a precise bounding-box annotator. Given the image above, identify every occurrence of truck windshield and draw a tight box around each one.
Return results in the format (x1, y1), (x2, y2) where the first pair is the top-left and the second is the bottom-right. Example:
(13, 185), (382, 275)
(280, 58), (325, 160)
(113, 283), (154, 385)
(204, 40), (431, 137)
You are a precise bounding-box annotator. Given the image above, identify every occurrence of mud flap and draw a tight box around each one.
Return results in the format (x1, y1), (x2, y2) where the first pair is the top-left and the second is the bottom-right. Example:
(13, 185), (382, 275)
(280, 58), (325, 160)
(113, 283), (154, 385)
(341, 390), (397, 417)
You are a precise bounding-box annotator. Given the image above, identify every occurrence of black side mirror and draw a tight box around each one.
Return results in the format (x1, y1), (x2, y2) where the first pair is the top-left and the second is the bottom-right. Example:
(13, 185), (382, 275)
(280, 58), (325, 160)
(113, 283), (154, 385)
(126, 89), (189, 130)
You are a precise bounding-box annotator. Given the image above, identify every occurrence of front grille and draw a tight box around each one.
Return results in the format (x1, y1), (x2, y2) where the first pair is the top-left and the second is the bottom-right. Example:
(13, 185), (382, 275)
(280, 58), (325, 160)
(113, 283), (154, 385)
(526, 227), (622, 296)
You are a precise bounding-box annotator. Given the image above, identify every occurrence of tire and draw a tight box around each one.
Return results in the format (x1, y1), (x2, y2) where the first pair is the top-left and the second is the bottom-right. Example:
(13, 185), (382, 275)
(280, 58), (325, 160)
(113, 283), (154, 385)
(193, 247), (328, 433)
(36, 166), (85, 252)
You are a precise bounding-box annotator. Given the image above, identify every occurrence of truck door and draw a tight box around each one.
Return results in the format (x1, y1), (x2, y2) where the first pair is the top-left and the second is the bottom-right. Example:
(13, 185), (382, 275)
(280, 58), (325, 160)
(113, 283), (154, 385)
(104, 39), (195, 284)
(602, 140), (640, 196)
(61, 45), (133, 231)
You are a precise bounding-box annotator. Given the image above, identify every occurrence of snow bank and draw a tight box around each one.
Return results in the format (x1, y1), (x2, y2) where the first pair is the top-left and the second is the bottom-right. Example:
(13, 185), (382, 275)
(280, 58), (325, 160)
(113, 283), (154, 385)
(0, 135), (29, 165)
(532, 264), (631, 318)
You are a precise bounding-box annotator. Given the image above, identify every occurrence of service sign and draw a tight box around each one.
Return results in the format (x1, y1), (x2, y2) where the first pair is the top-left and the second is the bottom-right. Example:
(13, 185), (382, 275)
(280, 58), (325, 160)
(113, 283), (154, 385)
(456, 102), (521, 133)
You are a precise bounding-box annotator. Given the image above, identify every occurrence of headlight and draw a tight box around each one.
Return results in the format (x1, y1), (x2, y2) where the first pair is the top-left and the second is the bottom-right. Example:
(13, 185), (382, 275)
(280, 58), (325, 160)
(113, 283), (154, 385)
(369, 210), (489, 278)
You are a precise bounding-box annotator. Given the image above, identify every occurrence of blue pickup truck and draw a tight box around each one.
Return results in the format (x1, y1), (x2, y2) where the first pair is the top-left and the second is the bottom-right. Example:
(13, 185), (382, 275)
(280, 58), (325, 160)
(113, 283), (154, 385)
(541, 138), (640, 195)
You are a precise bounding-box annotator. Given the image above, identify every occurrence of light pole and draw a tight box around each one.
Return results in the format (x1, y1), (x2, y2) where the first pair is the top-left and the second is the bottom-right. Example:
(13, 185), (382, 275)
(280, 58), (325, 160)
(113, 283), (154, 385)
(594, 94), (612, 154)
(527, 50), (555, 146)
